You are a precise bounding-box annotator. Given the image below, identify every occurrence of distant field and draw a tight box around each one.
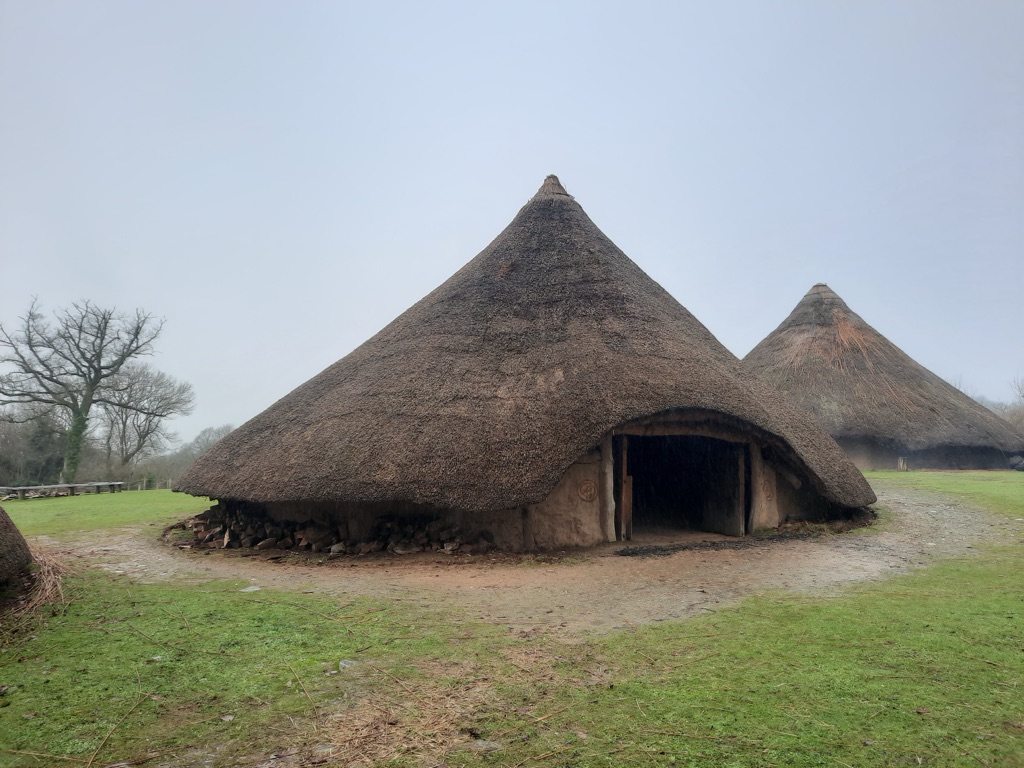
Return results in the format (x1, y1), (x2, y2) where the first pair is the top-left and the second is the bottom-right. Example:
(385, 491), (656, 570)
(865, 468), (1024, 517)
(2, 489), (210, 537)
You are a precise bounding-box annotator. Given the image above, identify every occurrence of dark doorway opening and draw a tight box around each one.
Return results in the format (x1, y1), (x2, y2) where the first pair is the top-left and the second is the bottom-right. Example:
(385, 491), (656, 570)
(614, 434), (750, 538)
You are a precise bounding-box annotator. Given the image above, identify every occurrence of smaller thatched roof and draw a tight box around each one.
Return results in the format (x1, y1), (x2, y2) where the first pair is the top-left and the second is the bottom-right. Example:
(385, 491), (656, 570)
(743, 283), (1024, 454)
(0, 506), (32, 587)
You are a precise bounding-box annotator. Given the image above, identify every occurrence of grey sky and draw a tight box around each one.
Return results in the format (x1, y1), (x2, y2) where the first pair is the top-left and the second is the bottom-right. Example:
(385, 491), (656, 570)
(1, 1), (1022, 443)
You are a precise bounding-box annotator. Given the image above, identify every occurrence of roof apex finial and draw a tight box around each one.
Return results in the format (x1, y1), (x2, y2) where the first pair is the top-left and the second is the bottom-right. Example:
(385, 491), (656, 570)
(534, 174), (572, 199)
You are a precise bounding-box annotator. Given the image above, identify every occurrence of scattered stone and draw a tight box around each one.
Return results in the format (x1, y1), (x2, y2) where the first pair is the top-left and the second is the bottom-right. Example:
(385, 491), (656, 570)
(181, 502), (494, 559)
(469, 739), (503, 753)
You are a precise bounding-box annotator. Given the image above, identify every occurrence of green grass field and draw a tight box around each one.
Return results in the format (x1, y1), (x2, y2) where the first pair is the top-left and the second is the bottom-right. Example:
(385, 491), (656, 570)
(3, 489), (209, 537)
(866, 468), (1024, 517)
(1, 473), (1022, 766)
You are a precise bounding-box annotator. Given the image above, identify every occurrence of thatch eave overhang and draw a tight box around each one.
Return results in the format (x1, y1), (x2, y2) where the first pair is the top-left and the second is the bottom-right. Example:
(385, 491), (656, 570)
(612, 407), (833, 495)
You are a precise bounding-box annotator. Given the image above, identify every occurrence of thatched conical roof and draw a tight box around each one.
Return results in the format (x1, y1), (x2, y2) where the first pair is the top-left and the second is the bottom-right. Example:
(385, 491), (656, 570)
(0, 506), (32, 587)
(743, 283), (1024, 454)
(176, 178), (874, 510)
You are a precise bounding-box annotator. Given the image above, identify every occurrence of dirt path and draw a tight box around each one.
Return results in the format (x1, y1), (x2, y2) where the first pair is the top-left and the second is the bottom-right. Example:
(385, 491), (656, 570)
(43, 478), (1020, 635)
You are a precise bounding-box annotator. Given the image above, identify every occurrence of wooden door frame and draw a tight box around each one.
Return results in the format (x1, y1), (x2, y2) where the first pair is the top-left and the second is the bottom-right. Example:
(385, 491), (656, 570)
(613, 430), (751, 539)
(613, 435), (633, 541)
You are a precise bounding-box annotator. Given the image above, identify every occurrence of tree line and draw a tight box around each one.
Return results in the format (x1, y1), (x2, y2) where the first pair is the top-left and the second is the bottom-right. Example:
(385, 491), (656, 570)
(984, 378), (1024, 434)
(0, 299), (230, 487)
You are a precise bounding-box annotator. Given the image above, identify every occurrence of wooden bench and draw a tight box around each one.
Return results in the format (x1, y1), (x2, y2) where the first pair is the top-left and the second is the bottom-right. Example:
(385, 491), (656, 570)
(0, 482), (124, 500)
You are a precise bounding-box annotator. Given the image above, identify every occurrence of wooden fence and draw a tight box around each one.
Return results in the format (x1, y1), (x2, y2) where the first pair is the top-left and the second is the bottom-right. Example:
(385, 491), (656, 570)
(0, 482), (124, 500)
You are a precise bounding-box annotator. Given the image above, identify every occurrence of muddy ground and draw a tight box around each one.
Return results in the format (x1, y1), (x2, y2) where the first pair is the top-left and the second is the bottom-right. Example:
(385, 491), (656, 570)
(44, 478), (1021, 636)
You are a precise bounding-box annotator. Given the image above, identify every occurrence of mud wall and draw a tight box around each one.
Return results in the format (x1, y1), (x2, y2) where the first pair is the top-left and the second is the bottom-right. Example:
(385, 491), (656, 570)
(772, 470), (845, 522)
(749, 449), (780, 531)
(907, 446), (1011, 470)
(522, 451), (604, 550)
(252, 452), (605, 553)
(453, 451), (605, 551)
(837, 438), (1012, 470)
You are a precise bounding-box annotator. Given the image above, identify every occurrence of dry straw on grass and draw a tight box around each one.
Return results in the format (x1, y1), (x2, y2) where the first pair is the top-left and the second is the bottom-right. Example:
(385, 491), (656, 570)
(317, 660), (500, 766)
(310, 646), (609, 766)
(1, 544), (75, 641)
(19, 545), (74, 616)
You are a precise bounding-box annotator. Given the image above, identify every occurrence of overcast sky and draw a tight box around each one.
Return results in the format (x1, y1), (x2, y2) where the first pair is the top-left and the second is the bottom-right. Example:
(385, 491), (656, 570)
(1, 1), (1022, 444)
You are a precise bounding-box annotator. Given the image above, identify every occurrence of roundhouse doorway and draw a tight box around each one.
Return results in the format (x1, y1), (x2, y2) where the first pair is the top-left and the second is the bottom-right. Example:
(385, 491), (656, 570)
(613, 434), (751, 539)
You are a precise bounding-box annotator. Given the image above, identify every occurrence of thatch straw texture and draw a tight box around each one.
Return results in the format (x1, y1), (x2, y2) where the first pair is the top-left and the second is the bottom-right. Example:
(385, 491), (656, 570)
(176, 178), (874, 511)
(0, 506), (32, 586)
(743, 284), (1024, 455)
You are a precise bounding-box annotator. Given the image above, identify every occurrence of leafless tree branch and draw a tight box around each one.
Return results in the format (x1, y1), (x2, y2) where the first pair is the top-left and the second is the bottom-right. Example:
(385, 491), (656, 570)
(0, 299), (178, 481)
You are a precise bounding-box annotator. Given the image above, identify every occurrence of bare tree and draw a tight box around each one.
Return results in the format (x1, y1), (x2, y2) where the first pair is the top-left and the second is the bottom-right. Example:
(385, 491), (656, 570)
(133, 423), (234, 487)
(185, 424), (234, 458)
(0, 299), (168, 481)
(1006, 377), (1024, 433)
(99, 363), (196, 474)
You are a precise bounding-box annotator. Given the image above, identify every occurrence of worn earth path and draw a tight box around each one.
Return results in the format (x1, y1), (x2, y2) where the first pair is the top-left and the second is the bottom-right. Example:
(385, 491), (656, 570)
(50, 478), (1020, 636)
